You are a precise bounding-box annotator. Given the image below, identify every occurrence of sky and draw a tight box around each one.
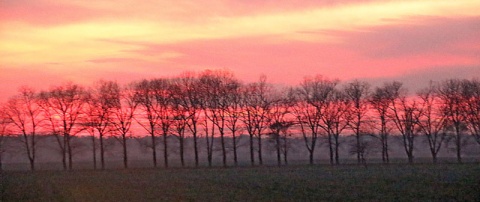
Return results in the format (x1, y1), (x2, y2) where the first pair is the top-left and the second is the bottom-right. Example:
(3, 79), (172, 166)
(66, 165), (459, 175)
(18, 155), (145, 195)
(1, 0), (480, 102)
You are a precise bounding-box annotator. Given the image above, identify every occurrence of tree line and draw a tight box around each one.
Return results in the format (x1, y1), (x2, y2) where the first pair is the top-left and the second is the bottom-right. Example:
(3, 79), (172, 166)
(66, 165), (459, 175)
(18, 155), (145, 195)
(0, 70), (479, 171)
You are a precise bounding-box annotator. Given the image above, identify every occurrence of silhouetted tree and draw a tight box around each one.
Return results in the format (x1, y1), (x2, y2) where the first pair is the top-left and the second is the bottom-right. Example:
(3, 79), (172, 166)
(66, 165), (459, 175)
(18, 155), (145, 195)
(344, 80), (371, 164)
(198, 70), (238, 167)
(0, 111), (11, 171)
(171, 108), (188, 167)
(320, 89), (351, 165)
(202, 110), (215, 167)
(151, 78), (176, 168)
(462, 79), (480, 146)
(39, 83), (87, 170)
(173, 72), (202, 167)
(417, 82), (447, 163)
(370, 83), (396, 163)
(109, 82), (139, 169)
(3, 87), (43, 171)
(291, 76), (338, 164)
(240, 75), (273, 166)
(135, 79), (161, 167)
(4, 70), (480, 169)
(387, 82), (420, 164)
(267, 90), (292, 166)
(224, 78), (243, 166)
(83, 81), (120, 169)
(437, 79), (468, 163)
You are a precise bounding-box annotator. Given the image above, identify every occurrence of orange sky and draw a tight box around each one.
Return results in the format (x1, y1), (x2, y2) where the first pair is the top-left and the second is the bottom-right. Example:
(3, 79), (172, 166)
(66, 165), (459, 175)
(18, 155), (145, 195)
(1, 0), (479, 102)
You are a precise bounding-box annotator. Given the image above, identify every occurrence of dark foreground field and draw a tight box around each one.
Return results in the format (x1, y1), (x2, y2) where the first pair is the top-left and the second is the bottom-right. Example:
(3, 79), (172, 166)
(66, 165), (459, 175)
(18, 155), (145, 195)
(1, 164), (479, 201)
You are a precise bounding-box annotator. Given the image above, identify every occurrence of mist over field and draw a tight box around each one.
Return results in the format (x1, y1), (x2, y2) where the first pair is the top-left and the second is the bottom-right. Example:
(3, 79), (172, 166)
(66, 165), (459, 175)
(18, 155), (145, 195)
(2, 134), (479, 170)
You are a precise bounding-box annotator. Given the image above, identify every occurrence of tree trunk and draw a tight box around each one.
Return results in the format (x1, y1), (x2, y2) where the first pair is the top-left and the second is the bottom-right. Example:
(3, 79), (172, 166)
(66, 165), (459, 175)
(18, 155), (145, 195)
(232, 132), (238, 166)
(29, 158), (35, 171)
(257, 134), (263, 165)
(381, 136), (386, 163)
(67, 137), (73, 170)
(381, 132), (390, 164)
(385, 139), (390, 164)
(380, 118), (389, 164)
(92, 134), (97, 170)
(206, 122), (214, 167)
(24, 134), (35, 171)
(455, 126), (462, 163)
(31, 134), (36, 171)
(220, 129), (226, 167)
(249, 133), (254, 166)
(62, 152), (67, 170)
(100, 133), (105, 170)
(62, 135), (67, 170)
(179, 137), (185, 167)
(163, 132), (168, 168)
(356, 130), (361, 164)
(193, 123), (199, 167)
(407, 153), (414, 164)
(432, 152), (437, 164)
(283, 136), (288, 165)
(328, 134), (334, 165)
(276, 133), (281, 167)
(123, 134), (128, 169)
(309, 149), (314, 165)
(151, 132), (157, 168)
(334, 135), (340, 165)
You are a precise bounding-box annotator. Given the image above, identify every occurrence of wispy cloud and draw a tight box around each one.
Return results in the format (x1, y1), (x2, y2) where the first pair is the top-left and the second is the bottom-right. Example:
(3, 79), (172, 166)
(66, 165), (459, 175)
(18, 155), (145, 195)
(0, 0), (479, 101)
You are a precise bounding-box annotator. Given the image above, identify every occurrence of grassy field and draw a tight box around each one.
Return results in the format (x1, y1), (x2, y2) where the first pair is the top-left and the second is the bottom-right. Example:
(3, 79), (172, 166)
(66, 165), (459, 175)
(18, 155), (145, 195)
(1, 164), (479, 201)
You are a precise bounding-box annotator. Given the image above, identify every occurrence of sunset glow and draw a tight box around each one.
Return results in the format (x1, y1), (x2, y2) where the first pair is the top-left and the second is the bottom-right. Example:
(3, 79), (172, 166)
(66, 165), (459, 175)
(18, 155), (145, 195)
(1, 0), (479, 101)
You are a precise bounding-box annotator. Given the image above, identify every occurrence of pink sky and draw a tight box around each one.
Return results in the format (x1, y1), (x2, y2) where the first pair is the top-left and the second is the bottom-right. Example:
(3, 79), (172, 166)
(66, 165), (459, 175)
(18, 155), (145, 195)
(1, 0), (479, 102)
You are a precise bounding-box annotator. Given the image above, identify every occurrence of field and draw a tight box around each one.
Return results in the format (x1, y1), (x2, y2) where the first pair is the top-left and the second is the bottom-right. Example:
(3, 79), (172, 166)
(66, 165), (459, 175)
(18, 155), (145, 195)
(1, 164), (479, 201)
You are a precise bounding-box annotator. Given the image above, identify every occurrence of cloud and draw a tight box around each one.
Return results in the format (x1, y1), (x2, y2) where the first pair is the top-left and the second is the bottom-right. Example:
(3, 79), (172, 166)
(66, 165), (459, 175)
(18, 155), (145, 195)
(0, 0), (390, 26)
(333, 16), (480, 59)
(1, 0), (480, 102)
(0, 0), (106, 26)
(356, 65), (480, 93)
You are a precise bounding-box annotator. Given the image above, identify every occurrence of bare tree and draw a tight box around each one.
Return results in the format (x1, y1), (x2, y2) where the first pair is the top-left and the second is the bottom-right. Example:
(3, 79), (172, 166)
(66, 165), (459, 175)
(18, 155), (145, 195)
(135, 79), (175, 168)
(78, 119), (98, 169)
(173, 73), (202, 167)
(320, 90), (351, 165)
(344, 80), (371, 164)
(267, 91), (293, 166)
(3, 87), (44, 170)
(202, 110), (215, 167)
(198, 71), (223, 166)
(197, 70), (241, 167)
(417, 82), (447, 163)
(387, 83), (420, 164)
(369, 83), (397, 163)
(39, 83), (87, 170)
(111, 83), (139, 169)
(151, 79), (176, 168)
(224, 79), (243, 166)
(462, 79), (480, 146)
(240, 87), (257, 166)
(291, 76), (338, 165)
(437, 79), (468, 163)
(240, 75), (273, 166)
(134, 80), (159, 167)
(83, 81), (120, 169)
(171, 108), (188, 167)
(0, 111), (11, 171)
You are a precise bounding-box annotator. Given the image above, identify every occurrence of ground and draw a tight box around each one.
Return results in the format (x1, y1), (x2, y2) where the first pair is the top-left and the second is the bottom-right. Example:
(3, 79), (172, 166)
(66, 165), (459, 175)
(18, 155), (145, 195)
(1, 164), (479, 201)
